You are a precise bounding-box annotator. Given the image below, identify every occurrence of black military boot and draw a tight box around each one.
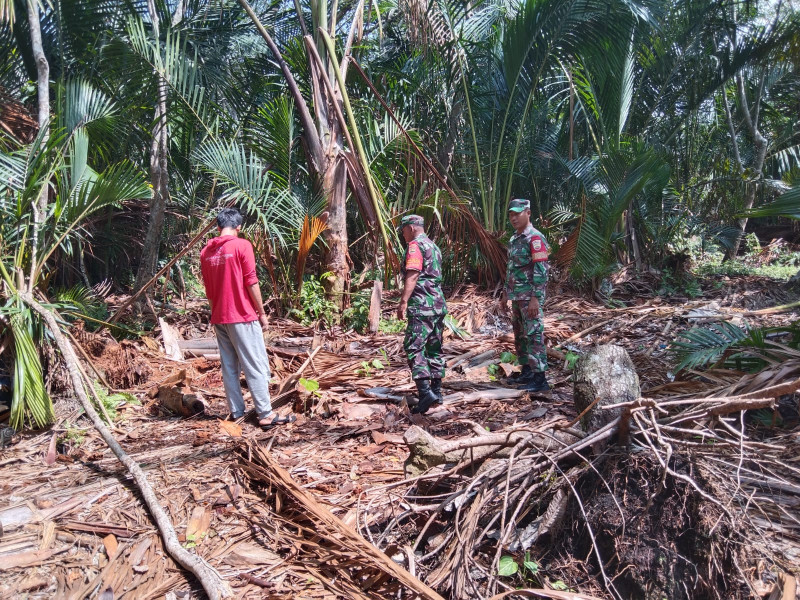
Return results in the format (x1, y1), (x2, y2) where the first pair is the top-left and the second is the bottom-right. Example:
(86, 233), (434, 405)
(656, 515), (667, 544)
(509, 364), (532, 383)
(430, 378), (444, 405)
(411, 379), (439, 414)
(521, 371), (550, 392)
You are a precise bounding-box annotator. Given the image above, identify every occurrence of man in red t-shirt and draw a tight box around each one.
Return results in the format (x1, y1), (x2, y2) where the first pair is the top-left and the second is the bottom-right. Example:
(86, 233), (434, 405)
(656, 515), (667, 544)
(200, 208), (292, 427)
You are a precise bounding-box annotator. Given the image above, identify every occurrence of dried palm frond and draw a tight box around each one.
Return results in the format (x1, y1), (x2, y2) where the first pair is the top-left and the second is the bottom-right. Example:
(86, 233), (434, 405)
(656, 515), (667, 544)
(0, 88), (38, 146)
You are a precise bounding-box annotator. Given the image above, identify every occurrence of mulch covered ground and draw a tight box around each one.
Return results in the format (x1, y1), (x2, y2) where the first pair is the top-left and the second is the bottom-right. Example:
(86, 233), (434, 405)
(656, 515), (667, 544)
(1, 277), (798, 599)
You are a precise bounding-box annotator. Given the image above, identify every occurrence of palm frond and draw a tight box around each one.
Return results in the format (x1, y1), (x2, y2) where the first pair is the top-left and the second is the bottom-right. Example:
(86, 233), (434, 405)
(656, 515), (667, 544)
(60, 78), (118, 136)
(295, 214), (328, 291)
(246, 96), (297, 187)
(7, 307), (54, 430)
(126, 15), (220, 137)
(193, 139), (303, 247)
(669, 321), (800, 373)
(740, 184), (800, 220)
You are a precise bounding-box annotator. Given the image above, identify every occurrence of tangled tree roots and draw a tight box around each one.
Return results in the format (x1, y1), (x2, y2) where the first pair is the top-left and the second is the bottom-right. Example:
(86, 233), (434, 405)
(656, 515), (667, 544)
(570, 451), (747, 600)
(364, 379), (800, 600)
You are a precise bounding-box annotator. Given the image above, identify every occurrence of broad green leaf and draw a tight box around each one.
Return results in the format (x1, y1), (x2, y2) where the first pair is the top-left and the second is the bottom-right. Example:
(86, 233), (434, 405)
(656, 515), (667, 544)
(299, 378), (320, 393)
(498, 556), (518, 576)
(500, 351), (517, 363)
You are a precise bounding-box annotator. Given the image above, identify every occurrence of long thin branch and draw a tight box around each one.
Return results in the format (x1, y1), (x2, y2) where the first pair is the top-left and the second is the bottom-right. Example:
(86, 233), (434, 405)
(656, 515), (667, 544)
(339, 0), (365, 79)
(22, 293), (232, 600)
(237, 0), (324, 172)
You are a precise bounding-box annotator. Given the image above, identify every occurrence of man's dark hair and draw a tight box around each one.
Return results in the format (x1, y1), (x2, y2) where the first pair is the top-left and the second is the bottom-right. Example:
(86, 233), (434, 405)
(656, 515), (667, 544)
(216, 207), (243, 229)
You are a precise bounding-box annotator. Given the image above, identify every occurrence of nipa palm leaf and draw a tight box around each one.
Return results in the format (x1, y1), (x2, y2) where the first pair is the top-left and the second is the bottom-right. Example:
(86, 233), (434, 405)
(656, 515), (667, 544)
(9, 309), (55, 430)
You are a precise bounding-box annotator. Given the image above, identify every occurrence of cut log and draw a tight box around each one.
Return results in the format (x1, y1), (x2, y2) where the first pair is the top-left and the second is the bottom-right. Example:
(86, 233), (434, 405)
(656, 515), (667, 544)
(368, 279), (382, 334)
(403, 426), (466, 477)
(159, 386), (207, 417)
(573, 344), (640, 434)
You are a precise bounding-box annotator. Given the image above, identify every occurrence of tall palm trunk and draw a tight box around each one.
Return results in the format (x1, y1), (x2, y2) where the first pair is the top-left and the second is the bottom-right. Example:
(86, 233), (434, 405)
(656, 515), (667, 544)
(321, 157), (350, 305)
(135, 76), (169, 292)
(26, 0), (48, 132)
(437, 99), (463, 180)
(134, 1), (176, 292)
(240, 0), (382, 310)
(25, 0), (49, 292)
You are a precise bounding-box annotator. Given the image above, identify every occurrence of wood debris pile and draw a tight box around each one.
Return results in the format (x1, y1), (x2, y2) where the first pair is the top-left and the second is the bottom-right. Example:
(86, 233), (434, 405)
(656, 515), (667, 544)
(0, 280), (798, 599)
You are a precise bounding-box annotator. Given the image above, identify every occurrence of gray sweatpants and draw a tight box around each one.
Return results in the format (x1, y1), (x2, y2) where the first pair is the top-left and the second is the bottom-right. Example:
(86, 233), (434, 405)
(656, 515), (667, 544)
(214, 321), (272, 419)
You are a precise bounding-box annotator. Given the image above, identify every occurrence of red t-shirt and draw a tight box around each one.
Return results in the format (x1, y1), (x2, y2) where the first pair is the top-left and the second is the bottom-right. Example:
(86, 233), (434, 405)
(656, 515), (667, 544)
(200, 235), (260, 324)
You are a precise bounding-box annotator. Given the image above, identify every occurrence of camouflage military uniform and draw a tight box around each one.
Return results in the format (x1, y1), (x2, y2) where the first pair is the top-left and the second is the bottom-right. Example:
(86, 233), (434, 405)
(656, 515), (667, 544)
(506, 222), (549, 372)
(402, 232), (447, 380)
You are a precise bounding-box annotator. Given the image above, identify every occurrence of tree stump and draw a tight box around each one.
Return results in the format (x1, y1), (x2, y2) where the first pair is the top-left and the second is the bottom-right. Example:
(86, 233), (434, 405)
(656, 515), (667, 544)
(403, 426), (465, 478)
(573, 344), (640, 434)
(368, 280), (382, 334)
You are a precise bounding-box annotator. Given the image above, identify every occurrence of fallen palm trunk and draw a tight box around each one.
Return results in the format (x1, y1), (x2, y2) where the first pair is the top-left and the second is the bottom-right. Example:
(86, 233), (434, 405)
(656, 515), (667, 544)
(23, 293), (232, 600)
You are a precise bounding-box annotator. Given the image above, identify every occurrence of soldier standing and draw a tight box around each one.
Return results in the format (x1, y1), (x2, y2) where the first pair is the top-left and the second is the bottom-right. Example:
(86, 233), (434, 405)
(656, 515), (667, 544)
(397, 215), (447, 414)
(498, 199), (550, 392)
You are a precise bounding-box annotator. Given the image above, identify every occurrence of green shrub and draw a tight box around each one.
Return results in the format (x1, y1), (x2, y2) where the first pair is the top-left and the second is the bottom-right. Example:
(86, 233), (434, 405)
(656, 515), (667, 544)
(342, 292), (370, 333)
(288, 272), (339, 327)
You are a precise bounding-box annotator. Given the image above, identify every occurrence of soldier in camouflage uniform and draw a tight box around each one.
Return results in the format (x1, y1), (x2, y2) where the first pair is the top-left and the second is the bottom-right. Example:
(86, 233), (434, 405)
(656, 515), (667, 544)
(397, 214), (447, 414)
(499, 199), (550, 392)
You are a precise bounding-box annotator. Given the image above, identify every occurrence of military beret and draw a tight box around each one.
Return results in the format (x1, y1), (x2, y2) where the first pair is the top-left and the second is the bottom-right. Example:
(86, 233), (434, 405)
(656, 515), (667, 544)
(398, 214), (425, 229)
(508, 198), (531, 212)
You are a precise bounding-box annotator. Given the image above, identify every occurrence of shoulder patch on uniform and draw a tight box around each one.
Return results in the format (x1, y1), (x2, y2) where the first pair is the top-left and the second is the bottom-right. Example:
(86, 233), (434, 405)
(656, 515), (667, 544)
(531, 236), (548, 262)
(405, 241), (423, 271)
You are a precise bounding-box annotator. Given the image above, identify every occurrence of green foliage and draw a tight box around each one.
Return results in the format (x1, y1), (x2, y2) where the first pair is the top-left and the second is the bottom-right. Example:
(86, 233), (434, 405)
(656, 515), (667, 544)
(565, 351), (580, 371)
(500, 351), (517, 364)
(751, 409), (783, 428)
(299, 378), (321, 398)
(342, 292), (370, 333)
(93, 383), (139, 421)
(744, 233), (761, 256)
(657, 271), (702, 299)
(498, 555), (518, 576)
(378, 318), (406, 334)
(694, 258), (798, 281)
(356, 359), (385, 377)
(523, 553), (539, 576)
(740, 184), (800, 220)
(59, 425), (87, 449)
(54, 285), (110, 330)
(288, 273), (338, 327)
(5, 306), (54, 430)
(670, 321), (800, 373)
(444, 314), (470, 340)
(551, 580), (569, 591)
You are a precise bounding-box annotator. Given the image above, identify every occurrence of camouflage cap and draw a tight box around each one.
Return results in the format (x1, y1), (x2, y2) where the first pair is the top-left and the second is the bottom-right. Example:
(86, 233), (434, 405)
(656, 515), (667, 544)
(398, 214), (425, 229)
(508, 198), (531, 213)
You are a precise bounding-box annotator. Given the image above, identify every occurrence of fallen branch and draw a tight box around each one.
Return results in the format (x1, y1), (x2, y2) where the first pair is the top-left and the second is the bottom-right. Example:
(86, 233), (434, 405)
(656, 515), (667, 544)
(277, 345), (322, 396)
(554, 317), (615, 349)
(487, 588), (604, 600)
(241, 443), (446, 600)
(22, 293), (232, 600)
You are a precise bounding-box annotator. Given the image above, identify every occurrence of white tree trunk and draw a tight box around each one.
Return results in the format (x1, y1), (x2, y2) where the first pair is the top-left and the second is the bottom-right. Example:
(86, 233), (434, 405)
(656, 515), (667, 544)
(23, 293), (232, 599)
